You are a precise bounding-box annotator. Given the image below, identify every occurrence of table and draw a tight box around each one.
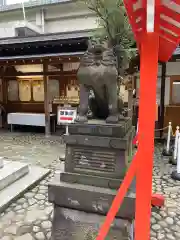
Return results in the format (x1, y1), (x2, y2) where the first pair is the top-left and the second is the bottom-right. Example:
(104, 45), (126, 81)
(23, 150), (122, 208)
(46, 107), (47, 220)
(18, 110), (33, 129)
(7, 112), (56, 133)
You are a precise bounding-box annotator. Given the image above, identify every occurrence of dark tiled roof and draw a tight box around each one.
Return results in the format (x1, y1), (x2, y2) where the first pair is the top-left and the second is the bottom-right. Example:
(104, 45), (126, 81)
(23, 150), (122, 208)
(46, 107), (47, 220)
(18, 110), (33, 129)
(0, 0), (71, 12)
(0, 29), (92, 45)
(0, 51), (84, 60)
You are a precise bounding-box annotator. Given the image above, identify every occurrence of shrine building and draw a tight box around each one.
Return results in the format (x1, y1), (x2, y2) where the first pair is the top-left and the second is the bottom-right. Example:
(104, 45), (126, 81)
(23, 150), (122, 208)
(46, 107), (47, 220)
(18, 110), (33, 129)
(0, 0), (97, 132)
(0, 0), (179, 138)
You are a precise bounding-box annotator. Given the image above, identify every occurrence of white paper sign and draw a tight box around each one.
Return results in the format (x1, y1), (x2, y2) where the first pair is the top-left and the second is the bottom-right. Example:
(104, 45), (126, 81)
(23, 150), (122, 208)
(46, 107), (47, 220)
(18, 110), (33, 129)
(57, 107), (77, 125)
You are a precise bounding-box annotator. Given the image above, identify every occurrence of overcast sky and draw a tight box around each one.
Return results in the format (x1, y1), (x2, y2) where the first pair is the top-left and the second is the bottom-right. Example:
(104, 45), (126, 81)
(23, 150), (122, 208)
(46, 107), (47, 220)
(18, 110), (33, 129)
(6, 0), (29, 4)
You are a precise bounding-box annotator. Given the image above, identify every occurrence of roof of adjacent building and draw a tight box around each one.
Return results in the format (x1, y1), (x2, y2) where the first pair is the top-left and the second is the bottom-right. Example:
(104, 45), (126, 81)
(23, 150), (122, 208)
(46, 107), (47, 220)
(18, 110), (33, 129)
(0, 0), (71, 12)
(0, 29), (92, 45)
(0, 51), (84, 60)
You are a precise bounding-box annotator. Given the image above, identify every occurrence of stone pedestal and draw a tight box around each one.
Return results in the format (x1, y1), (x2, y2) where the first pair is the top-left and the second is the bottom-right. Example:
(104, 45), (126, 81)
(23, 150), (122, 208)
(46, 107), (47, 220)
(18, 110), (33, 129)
(48, 118), (135, 240)
(51, 207), (134, 240)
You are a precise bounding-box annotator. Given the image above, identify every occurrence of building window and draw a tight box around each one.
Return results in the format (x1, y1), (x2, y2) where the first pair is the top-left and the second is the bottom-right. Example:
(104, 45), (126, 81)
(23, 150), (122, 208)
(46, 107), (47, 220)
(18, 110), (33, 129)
(7, 77), (61, 103)
(32, 80), (44, 102)
(63, 62), (80, 71)
(8, 80), (19, 101)
(19, 80), (31, 102)
(49, 79), (59, 101)
(66, 84), (79, 99)
(171, 81), (180, 104)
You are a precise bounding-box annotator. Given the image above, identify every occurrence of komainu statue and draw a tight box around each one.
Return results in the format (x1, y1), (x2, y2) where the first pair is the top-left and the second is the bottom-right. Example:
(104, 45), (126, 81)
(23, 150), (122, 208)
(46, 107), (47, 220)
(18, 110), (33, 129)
(76, 42), (123, 124)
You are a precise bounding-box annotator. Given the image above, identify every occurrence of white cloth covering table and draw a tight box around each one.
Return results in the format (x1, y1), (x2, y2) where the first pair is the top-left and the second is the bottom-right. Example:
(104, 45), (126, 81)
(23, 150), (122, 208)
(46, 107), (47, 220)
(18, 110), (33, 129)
(7, 112), (56, 133)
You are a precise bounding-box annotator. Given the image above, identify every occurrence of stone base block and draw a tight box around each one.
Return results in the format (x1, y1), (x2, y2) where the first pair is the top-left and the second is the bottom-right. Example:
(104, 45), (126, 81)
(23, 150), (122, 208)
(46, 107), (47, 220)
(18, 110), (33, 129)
(68, 118), (132, 138)
(64, 127), (135, 179)
(48, 177), (135, 220)
(171, 171), (180, 181)
(52, 206), (134, 240)
(0, 164), (50, 213)
(0, 161), (29, 191)
(60, 172), (136, 190)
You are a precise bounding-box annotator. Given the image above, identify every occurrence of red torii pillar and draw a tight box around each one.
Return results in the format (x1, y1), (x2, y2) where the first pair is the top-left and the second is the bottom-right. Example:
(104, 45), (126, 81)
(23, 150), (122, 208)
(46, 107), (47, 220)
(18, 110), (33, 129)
(97, 0), (180, 239)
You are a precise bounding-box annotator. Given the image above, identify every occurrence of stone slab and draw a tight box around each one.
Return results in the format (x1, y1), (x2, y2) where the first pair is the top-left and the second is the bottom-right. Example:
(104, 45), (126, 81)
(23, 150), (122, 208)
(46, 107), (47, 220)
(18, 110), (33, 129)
(65, 146), (127, 179)
(60, 172), (136, 190)
(68, 118), (132, 138)
(64, 126), (134, 150)
(0, 161), (29, 191)
(48, 178), (136, 220)
(64, 128), (135, 179)
(60, 172), (122, 189)
(0, 165), (50, 213)
(51, 206), (134, 240)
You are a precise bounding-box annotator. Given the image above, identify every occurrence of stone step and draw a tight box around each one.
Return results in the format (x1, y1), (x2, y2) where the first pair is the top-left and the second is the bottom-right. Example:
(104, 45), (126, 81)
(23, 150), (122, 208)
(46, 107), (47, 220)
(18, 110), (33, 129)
(0, 163), (50, 213)
(48, 175), (136, 220)
(60, 171), (136, 190)
(52, 207), (134, 240)
(0, 161), (29, 191)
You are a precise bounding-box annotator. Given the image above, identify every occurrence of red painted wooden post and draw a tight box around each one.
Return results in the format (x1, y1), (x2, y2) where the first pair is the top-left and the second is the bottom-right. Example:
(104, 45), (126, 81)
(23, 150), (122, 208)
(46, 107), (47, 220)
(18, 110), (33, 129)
(135, 32), (159, 240)
(96, 152), (138, 240)
(96, 1), (180, 239)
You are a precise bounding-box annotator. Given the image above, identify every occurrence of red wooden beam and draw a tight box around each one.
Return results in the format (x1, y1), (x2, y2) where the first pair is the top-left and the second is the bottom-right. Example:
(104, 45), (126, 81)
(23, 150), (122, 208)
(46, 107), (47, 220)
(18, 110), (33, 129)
(133, 8), (144, 19)
(154, 0), (161, 33)
(159, 28), (179, 43)
(158, 36), (177, 62)
(171, 0), (180, 4)
(96, 153), (138, 240)
(135, 32), (159, 240)
(160, 5), (180, 23)
(134, 20), (145, 32)
(123, 0), (139, 41)
(131, 0), (139, 3)
(123, 0), (146, 42)
(160, 19), (180, 36)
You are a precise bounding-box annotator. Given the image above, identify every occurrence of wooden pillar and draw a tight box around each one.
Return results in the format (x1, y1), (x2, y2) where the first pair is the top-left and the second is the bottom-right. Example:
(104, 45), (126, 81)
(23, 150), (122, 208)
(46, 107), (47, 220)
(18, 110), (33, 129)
(2, 66), (7, 104)
(43, 63), (50, 137)
(159, 62), (166, 139)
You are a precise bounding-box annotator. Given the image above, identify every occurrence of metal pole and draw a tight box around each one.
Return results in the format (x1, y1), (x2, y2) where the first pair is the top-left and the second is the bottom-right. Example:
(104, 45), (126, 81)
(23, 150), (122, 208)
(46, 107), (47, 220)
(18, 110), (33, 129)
(174, 126), (179, 161)
(177, 134), (180, 174)
(166, 122), (172, 153)
(65, 125), (69, 135)
(171, 132), (180, 181)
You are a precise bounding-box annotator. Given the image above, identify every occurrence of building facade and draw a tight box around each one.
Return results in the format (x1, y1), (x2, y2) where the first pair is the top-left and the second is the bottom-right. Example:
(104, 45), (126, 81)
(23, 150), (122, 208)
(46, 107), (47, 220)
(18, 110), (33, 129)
(0, 0), (99, 133)
(134, 49), (180, 137)
(0, 0), (98, 37)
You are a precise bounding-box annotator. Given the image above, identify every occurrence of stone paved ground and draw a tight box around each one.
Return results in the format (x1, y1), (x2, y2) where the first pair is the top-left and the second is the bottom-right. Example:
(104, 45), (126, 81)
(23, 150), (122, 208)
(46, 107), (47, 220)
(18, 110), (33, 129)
(0, 132), (179, 239)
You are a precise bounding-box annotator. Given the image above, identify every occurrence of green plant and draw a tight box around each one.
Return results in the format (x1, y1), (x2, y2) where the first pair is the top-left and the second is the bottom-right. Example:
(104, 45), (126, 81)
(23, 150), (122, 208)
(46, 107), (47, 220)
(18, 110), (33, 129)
(78, 0), (136, 75)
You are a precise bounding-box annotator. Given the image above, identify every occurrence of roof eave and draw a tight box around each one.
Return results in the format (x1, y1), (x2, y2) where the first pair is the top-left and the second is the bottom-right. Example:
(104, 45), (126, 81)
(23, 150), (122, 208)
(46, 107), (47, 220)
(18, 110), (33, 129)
(0, 29), (94, 46)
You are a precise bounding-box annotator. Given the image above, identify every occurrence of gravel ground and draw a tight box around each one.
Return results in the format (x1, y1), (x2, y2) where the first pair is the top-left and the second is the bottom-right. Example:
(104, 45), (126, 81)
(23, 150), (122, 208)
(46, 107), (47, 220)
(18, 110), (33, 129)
(0, 132), (179, 240)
